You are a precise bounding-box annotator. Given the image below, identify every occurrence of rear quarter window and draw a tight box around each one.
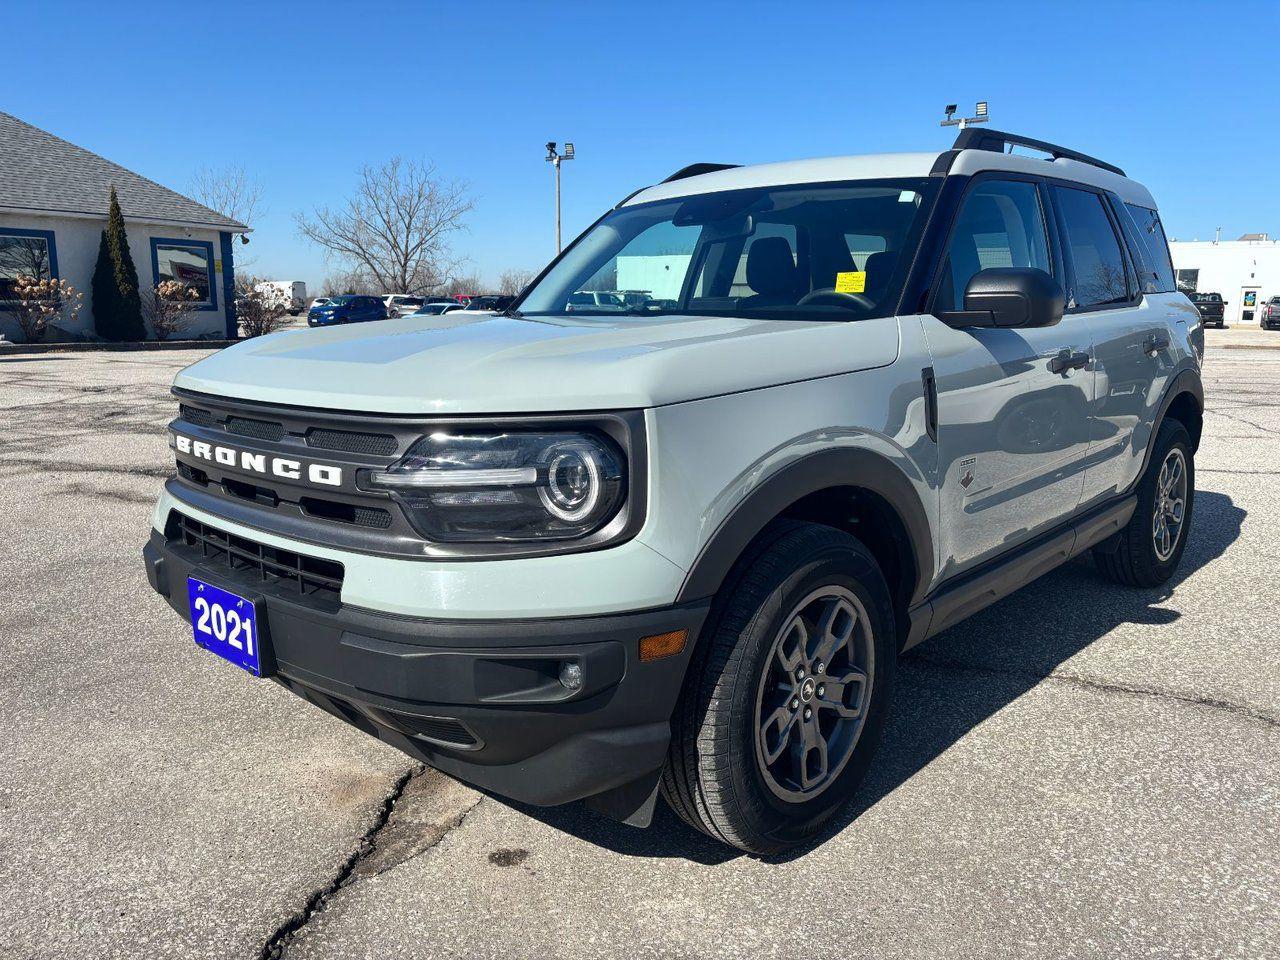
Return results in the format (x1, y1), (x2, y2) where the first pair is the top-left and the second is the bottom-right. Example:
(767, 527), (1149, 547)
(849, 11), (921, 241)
(1123, 203), (1177, 294)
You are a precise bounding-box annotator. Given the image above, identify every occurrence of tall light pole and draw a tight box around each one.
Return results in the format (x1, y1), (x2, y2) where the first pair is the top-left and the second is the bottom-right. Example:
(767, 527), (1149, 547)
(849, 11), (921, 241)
(545, 141), (575, 253)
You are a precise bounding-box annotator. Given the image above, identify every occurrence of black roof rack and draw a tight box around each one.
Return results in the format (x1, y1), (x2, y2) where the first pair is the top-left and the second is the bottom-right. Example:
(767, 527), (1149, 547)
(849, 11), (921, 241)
(661, 162), (739, 183)
(952, 127), (1125, 178)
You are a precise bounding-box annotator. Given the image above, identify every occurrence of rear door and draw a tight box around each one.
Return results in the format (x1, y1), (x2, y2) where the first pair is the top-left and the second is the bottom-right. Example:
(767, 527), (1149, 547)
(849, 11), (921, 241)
(919, 174), (1094, 578)
(1067, 189), (1175, 508)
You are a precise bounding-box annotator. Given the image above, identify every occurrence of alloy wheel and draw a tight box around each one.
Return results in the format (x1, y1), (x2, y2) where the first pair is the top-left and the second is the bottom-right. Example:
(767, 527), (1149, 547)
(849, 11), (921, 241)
(1152, 447), (1188, 562)
(753, 586), (875, 802)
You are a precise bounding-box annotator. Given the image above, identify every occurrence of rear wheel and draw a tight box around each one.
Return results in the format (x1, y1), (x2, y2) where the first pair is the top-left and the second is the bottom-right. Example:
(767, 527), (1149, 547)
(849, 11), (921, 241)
(1094, 419), (1194, 587)
(661, 522), (895, 855)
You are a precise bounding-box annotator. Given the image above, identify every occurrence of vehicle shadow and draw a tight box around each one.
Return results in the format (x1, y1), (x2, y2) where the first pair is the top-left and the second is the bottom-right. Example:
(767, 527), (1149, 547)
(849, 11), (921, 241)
(508, 491), (1244, 865)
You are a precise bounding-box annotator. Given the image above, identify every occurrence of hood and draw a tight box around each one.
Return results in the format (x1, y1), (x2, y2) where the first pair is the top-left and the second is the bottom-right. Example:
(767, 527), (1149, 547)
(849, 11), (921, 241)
(174, 311), (898, 414)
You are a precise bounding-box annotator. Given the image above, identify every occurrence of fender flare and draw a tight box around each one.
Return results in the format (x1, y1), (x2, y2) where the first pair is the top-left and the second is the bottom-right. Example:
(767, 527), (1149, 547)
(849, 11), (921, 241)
(674, 447), (934, 606)
(1134, 366), (1203, 485)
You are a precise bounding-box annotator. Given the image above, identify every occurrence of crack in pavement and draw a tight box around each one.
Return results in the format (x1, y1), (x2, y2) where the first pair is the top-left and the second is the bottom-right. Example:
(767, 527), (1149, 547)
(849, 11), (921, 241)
(258, 766), (419, 960)
(911, 654), (1280, 729)
(258, 766), (483, 960)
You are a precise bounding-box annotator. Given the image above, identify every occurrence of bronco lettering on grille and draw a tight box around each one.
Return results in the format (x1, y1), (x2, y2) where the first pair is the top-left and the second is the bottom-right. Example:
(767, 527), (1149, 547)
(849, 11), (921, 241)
(173, 433), (343, 486)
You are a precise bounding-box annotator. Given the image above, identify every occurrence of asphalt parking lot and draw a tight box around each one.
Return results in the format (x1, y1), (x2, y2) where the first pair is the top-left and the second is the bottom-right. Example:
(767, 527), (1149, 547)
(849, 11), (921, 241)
(2, 341), (1277, 959)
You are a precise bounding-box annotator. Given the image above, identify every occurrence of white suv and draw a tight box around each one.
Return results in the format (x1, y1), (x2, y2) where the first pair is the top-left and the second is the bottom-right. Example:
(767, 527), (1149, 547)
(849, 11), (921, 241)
(144, 128), (1203, 854)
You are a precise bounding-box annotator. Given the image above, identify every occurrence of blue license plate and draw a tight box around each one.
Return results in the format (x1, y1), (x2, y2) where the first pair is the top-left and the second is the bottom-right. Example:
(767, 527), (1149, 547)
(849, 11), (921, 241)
(187, 578), (265, 676)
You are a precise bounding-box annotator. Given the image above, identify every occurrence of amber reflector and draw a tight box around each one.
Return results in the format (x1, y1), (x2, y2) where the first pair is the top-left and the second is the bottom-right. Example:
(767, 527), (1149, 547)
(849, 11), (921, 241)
(639, 629), (688, 662)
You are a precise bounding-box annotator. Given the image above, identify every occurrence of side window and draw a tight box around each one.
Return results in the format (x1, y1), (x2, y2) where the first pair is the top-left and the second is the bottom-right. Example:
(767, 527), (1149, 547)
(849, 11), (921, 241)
(1052, 186), (1129, 309)
(1123, 203), (1177, 294)
(936, 180), (1051, 312)
(1112, 200), (1158, 295)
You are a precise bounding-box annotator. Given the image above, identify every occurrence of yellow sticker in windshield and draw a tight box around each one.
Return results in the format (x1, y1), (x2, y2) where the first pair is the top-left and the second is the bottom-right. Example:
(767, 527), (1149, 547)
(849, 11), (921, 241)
(835, 271), (866, 294)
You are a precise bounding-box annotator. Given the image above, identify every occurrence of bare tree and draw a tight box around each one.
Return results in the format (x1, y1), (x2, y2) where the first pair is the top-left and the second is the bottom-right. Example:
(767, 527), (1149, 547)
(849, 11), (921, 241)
(295, 158), (473, 296)
(143, 280), (201, 341)
(235, 275), (293, 338)
(190, 165), (264, 227)
(497, 268), (536, 297)
(319, 268), (377, 297)
(441, 274), (482, 299)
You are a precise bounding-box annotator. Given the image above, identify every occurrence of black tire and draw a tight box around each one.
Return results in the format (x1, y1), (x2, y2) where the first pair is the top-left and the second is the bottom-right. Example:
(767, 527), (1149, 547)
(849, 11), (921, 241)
(661, 521), (896, 855)
(1094, 418), (1194, 587)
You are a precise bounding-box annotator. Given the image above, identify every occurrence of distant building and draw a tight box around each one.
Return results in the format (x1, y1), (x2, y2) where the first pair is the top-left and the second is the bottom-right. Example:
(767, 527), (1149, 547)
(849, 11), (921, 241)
(1169, 234), (1280, 326)
(0, 112), (248, 341)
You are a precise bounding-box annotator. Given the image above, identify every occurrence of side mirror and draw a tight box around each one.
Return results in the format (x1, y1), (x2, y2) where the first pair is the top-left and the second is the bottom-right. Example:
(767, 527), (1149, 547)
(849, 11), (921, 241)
(939, 267), (1064, 329)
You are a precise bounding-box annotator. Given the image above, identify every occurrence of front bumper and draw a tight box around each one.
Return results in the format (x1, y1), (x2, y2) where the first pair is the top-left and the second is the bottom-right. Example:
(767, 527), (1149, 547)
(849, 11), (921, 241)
(143, 527), (708, 811)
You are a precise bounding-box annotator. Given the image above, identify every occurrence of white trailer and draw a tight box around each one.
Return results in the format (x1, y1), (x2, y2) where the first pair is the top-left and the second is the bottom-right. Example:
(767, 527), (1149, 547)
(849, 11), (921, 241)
(254, 281), (308, 315)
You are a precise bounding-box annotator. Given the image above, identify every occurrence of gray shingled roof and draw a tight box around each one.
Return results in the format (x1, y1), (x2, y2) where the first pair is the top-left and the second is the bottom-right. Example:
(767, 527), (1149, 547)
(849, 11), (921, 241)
(0, 112), (247, 230)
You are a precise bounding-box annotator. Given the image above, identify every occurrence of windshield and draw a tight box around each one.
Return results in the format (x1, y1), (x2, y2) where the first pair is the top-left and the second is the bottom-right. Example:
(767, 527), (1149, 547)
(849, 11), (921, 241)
(518, 178), (936, 321)
(328, 295), (358, 305)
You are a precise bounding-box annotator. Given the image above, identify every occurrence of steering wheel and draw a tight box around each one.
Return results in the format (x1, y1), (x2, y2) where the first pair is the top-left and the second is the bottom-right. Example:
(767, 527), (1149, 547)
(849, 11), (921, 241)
(797, 289), (874, 311)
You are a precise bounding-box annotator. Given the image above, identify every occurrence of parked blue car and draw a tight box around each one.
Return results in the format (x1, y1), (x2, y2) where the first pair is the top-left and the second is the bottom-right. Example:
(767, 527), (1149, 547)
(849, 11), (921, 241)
(307, 295), (388, 327)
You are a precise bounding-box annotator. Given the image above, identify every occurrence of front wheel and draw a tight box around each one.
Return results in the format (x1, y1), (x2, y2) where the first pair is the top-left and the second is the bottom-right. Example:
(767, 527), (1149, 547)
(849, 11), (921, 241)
(661, 522), (895, 855)
(1094, 419), (1194, 587)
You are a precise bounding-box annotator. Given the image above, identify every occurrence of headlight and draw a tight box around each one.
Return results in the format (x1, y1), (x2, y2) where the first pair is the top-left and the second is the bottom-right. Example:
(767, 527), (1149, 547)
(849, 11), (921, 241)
(366, 431), (625, 542)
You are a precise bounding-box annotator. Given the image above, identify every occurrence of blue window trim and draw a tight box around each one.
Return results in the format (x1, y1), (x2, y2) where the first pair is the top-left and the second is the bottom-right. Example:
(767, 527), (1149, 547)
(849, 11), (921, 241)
(150, 237), (218, 312)
(0, 227), (60, 292)
(219, 232), (237, 338)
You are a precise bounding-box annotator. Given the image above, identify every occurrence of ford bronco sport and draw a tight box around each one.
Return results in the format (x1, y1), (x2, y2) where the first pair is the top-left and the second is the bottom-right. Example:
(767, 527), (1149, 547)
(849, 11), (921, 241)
(143, 128), (1203, 855)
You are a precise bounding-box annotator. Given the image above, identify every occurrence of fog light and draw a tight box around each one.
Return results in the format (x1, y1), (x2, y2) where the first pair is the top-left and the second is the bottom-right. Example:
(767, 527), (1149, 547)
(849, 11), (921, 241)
(559, 660), (584, 690)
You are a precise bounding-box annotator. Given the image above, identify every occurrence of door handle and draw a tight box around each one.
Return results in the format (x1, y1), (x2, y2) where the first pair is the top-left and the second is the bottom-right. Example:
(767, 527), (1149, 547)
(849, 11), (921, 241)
(1144, 333), (1170, 355)
(1049, 349), (1091, 374)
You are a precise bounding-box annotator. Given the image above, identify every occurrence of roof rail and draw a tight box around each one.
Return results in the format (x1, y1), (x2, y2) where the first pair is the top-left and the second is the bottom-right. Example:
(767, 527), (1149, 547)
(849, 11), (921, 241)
(661, 162), (739, 183)
(952, 127), (1126, 178)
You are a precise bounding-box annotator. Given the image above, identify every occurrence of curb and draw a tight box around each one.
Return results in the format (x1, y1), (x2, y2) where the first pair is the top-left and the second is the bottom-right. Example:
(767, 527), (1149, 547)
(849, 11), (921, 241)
(0, 339), (235, 356)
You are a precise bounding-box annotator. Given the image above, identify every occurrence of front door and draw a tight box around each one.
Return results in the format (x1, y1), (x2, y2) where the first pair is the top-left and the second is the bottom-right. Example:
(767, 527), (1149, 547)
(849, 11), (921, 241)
(919, 176), (1094, 581)
(1240, 287), (1260, 326)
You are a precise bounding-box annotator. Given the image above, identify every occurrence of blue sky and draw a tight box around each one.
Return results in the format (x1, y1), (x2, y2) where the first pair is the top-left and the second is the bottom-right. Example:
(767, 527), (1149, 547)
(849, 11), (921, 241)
(7, 0), (1278, 291)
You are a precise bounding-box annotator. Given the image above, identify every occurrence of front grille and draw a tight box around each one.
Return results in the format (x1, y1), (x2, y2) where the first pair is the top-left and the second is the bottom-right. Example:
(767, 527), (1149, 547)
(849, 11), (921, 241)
(171, 393), (438, 555)
(179, 404), (393, 455)
(166, 512), (344, 600)
(307, 427), (398, 457)
(176, 462), (208, 485)
(179, 404), (216, 428)
(225, 416), (285, 442)
(300, 497), (393, 529)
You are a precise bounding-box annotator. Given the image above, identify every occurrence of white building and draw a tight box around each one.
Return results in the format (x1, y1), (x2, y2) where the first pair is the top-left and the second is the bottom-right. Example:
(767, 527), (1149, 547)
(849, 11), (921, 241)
(1169, 235), (1280, 326)
(0, 112), (248, 342)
